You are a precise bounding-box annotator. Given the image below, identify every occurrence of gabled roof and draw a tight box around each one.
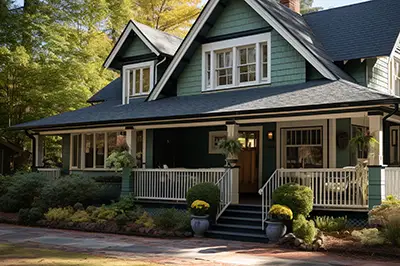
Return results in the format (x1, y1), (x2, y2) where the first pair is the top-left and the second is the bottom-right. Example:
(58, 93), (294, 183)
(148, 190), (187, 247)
(103, 20), (182, 69)
(304, 0), (400, 61)
(12, 80), (400, 130)
(87, 78), (122, 103)
(148, 0), (354, 101)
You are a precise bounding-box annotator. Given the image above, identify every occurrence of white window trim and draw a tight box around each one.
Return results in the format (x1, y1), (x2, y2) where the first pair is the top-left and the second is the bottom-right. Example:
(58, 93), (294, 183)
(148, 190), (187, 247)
(122, 61), (155, 104)
(390, 56), (400, 95)
(201, 32), (271, 92)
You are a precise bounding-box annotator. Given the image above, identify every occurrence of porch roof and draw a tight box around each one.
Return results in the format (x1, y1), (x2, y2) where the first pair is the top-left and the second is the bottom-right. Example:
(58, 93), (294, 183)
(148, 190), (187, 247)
(12, 79), (400, 130)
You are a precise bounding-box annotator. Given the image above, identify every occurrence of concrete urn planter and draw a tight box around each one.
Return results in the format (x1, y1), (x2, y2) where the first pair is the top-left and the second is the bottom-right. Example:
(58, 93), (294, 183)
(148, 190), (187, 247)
(191, 215), (209, 237)
(266, 220), (287, 242)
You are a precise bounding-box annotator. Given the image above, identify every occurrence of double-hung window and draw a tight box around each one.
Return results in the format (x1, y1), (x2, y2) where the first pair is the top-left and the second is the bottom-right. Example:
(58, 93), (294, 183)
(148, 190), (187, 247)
(202, 33), (271, 91)
(122, 61), (154, 104)
(391, 57), (400, 96)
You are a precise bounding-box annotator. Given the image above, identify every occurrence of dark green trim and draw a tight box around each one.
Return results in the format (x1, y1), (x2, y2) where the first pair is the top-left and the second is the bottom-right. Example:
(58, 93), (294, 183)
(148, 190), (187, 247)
(24, 106), (386, 132)
(204, 27), (273, 43)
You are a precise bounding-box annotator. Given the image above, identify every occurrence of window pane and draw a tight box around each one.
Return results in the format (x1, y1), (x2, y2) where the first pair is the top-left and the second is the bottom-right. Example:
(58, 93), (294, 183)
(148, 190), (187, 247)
(84, 134), (94, 168)
(135, 69), (140, 94)
(107, 132), (117, 157)
(95, 133), (105, 168)
(239, 48), (247, 64)
(240, 65), (248, 74)
(225, 51), (232, 66)
(240, 73), (248, 83)
(218, 53), (224, 68)
(248, 47), (256, 63)
(286, 147), (323, 168)
(262, 44), (268, 79)
(262, 63), (268, 79)
(129, 70), (134, 96)
(142, 67), (150, 93)
(249, 72), (256, 82)
(262, 44), (268, 62)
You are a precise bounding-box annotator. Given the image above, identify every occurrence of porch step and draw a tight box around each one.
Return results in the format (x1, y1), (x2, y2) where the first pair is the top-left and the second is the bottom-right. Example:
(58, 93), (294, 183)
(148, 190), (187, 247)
(205, 204), (267, 243)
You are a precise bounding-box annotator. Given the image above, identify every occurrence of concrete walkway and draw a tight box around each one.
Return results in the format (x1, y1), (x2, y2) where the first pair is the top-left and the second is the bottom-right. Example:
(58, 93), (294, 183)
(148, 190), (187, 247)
(0, 224), (398, 266)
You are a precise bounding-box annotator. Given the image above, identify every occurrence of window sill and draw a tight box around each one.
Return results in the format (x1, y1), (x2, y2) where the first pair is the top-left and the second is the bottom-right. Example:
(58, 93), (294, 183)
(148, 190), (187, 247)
(202, 80), (271, 93)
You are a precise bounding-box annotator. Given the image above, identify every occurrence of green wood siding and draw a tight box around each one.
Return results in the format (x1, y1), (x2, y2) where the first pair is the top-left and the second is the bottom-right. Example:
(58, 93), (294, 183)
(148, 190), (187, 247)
(262, 123), (276, 184)
(61, 134), (70, 174)
(336, 118), (351, 168)
(206, 0), (269, 38)
(177, 3), (306, 97)
(122, 37), (153, 58)
(343, 60), (367, 86)
(306, 64), (324, 81)
(145, 129), (154, 168)
(367, 57), (389, 92)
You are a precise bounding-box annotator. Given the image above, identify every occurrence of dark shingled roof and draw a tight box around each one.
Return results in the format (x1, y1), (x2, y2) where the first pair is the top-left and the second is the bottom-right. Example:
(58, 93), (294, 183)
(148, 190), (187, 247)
(304, 0), (400, 61)
(13, 80), (400, 130)
(87, 78), (122, 103)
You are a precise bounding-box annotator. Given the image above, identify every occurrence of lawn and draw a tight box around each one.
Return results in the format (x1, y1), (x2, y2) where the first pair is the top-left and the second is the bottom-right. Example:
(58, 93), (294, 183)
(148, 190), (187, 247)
(0, 243), (160, 266)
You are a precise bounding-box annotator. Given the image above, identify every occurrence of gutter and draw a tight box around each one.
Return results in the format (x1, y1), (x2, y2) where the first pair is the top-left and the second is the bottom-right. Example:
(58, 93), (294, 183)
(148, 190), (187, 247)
(25, 130), (36, 170)
(383, 103), (399, 122)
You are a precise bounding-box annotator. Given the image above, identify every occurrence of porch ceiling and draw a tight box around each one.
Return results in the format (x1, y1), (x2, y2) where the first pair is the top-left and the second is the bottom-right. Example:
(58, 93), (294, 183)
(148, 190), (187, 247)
(12, 79), (400, 131)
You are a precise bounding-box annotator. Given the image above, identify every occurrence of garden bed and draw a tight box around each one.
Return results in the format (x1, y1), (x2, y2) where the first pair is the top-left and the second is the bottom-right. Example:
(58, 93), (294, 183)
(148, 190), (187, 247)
(0, 212), (18, 224)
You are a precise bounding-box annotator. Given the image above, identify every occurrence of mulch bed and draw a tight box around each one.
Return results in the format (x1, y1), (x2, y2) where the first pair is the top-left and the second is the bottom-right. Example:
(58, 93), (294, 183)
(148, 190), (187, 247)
(0, 212), (18, 224)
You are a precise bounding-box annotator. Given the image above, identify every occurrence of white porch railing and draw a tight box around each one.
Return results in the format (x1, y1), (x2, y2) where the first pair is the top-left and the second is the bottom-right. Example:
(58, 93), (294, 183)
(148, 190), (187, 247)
(385, 167), (400, 198)
(132, 168), (228, 201)
(216, 168), (233, 221)
(37, 168), (61, 179)
(259, 168), (367, 229)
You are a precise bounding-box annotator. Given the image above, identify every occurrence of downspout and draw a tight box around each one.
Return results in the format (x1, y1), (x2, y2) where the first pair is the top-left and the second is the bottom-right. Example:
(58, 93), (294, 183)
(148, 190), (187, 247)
(25, 130), (36, 170)
(155, 57), (167, 82)
(383, 103), (399, 122)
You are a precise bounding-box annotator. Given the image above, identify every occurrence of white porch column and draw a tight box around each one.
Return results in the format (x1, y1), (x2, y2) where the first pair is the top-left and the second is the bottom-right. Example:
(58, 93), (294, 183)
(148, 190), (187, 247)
(329, 119), (337, 168)
(126, 128), (137, 161)
(226, 120), (239, 204)
(34, 135), (44, 167)
(369, 114), (384, 165)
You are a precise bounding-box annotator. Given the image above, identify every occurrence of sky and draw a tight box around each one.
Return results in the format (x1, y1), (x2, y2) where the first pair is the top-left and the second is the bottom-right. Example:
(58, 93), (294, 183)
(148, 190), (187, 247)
(14, 0), (371, 10)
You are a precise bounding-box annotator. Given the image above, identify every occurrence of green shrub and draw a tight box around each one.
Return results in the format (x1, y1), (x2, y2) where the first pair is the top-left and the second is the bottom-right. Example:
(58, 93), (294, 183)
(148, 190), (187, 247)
(154, 208), (191, 231)
(110, 195), (135, 211)
(272, 183), (313, 218)
(314, 216), (347, 232)
(186, 183), (220, 220)
(351, 228), (386, 246)
(135, 212), (154, 229)
(70, 210), (91, 223)
(115, 213), (130, 226)
(44, 207), (74, 222)
(91, 205), (117, 223)
(369, 195), (400, 227)
(86, 206), (97, 214)
(293, 214), (317, 244)
(40, 175), (100, 209)
(73, 202), (84, 211)
(0, 175), (14, 197)
(385, 214), (400, 247)
(0, 172), (48, 212)
(18, 207), (44, 225)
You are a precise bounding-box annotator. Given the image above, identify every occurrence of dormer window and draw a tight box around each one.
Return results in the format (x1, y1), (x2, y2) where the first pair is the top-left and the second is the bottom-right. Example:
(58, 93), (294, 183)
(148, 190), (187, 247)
(202, 33), (271, 92)
(122, 61), (154, 103)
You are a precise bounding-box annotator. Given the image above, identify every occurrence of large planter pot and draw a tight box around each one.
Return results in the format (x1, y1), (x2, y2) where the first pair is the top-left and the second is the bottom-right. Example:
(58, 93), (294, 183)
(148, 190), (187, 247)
(266, 220), (287, 242)
(191, 215), (209, 237)
(226, 158), (238, 167)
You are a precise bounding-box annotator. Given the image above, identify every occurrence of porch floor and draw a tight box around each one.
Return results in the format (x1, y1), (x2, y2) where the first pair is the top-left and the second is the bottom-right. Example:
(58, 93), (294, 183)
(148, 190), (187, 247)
(239, 193), (261, 205)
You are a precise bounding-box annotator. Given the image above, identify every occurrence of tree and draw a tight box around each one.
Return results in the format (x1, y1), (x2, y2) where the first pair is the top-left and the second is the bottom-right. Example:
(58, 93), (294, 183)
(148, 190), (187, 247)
(300, 0), (323, 14)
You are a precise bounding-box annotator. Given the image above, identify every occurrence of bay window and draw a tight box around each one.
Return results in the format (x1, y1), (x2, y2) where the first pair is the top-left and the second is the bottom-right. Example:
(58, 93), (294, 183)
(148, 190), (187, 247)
(122, 61), (154, 104)
(202, 33), (271, 91)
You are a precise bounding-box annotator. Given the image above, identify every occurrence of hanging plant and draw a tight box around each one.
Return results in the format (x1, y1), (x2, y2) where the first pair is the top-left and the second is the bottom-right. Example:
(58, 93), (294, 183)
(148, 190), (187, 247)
(218, 139), (242, 167)
(350, 129), (378, 160)
(106, 142), (136, 171)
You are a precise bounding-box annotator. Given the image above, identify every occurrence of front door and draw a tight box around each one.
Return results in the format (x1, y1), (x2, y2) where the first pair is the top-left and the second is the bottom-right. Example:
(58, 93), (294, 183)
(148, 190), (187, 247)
(237, 131), (259, 194)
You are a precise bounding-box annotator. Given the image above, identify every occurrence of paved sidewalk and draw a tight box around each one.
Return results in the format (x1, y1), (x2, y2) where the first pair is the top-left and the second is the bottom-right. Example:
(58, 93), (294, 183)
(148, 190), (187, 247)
(0, 224), (399, 266)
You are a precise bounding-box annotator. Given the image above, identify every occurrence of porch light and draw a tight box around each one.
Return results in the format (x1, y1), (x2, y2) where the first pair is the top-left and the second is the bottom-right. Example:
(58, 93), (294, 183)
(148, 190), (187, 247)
(267, 131), (274, 140)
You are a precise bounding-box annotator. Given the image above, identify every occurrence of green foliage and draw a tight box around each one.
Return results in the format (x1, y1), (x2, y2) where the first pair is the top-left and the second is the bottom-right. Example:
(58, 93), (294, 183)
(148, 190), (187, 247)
(106, 151), (136, 170)
(86, 206), (97, 214)
(70, 210), (91, 223)
(314, 216), (347, 232)
(44, 207), (74, 222)
(110, 195), (135, 211)
(351, 228), (386, 246)
(369, 195), (400, 227)
(293, 214), (317, 244)
(73, 202), (84, 211)
(0, 175), (14, 197)
(268, 204), (293, 221)
(218, 139), (242, 157)
(385, 214), (400, 247)
(18, 207), (44, 225)
(272, 183), (313, 218)
(154, 208), (191, 231)
(135, 212), (155, 229)
(39, 175), (100, 209)
(0, 172), (48, 212)
(186, 183), (220, 220)
(91, 205), (117, 223)
(300, 0), (323, 14)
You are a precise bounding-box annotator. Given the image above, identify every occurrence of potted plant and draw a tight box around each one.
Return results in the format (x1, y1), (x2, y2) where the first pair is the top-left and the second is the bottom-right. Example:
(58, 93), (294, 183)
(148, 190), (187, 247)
(218, 139), (242, 167)
(350, 129), (378, 163)
(266, 204), (293, 242)
(190, 200), (210, 237)
(106, 142), (136, 197)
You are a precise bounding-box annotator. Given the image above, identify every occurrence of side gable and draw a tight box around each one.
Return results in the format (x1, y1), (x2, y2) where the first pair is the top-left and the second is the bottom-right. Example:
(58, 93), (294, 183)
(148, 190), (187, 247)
(148, 0), (350, 101)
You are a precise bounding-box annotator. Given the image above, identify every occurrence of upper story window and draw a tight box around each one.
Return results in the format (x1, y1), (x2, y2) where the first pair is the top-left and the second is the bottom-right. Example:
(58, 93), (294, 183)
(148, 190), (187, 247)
(202, 33), (271, 91)
(391, 57), (400, 96)
(122, 61), (154, 103)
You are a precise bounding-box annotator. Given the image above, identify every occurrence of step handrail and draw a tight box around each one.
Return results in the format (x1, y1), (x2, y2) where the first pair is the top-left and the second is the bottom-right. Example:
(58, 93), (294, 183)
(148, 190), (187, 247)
(258, 169), (278, 230)
(216, 168), (233, 222)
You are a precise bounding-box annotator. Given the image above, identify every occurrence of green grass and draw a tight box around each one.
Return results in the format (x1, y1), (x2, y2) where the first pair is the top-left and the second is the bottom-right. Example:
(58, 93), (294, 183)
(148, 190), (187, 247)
(0, 243), (160, 266)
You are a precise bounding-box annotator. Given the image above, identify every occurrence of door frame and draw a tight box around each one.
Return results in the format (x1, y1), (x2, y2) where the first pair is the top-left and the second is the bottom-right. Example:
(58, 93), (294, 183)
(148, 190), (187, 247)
(239, 126), (263, 189)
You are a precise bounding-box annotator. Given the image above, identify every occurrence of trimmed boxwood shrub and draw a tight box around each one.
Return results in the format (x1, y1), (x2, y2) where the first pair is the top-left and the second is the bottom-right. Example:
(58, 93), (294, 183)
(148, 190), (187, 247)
(293, 214), (317, 244)
(0, 172), (48, 212)
(272, 183), (313, 218)
(18, 207), (44, 225)
(186, 183), (220, 220)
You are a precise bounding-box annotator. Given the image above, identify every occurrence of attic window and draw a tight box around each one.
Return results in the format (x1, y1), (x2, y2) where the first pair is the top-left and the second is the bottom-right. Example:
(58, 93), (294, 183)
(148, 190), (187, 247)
(122, 61), (154, 103)
(392, 57), (400, 96)
(202, 33), (271, 92)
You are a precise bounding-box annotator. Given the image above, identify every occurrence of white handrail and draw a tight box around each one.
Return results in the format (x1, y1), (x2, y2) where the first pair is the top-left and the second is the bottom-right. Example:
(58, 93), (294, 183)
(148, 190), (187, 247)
(37, 168), (61, 179)
(216, 168), (233, 221)
(258, 169), (277, 230)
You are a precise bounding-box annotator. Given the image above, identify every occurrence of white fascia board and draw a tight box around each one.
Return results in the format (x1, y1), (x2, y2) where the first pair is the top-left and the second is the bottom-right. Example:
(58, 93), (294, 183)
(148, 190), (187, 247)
(148, 0), (337, 101)
(103, 21), (160, 69)
(389, 32), (400, 59)
(148, 0), (220, 101)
